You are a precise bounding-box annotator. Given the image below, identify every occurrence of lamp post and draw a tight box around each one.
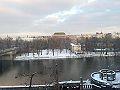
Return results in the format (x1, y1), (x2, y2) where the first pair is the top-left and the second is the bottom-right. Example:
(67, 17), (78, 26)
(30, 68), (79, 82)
(29, 72), (37, 90)
(15, 72), (37, 90)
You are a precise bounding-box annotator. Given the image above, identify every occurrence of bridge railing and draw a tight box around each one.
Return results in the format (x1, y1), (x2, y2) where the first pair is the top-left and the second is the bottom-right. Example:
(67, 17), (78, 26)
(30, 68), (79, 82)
(0, 47), (19, 56)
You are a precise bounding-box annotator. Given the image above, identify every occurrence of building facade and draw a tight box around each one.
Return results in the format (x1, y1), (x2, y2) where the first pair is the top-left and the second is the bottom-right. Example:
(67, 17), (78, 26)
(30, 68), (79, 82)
(70, 43), (81, 54)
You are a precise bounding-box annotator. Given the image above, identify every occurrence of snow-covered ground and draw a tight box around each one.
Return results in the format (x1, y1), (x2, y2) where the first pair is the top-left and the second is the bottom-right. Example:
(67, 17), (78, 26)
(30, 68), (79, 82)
(15, 49), (120, 60)
(15, 49), (78, 60)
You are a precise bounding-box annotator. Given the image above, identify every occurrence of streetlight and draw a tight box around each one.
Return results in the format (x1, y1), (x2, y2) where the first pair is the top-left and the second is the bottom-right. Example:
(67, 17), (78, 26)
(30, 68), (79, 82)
(15, 72), (37, 90)
(29, 72), (37, 90)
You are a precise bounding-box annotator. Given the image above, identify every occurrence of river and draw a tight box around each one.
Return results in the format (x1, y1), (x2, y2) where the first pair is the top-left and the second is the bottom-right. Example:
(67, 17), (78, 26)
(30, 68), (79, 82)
(0, 56), (120, 85)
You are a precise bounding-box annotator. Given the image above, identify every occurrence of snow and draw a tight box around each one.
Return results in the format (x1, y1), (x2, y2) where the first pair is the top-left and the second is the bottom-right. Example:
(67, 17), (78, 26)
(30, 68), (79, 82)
(0, 84), (53, 88)
(70, 43), (81, 47)
(58, 80), (89, 84)
(15, 49), (78, 60)
(15, 49), (119, 60)
(91, 71), (120, 87)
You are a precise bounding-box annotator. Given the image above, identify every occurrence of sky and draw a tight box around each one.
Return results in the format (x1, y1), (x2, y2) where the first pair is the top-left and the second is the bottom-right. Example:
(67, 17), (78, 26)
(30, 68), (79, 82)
(0, 0), (120, 36)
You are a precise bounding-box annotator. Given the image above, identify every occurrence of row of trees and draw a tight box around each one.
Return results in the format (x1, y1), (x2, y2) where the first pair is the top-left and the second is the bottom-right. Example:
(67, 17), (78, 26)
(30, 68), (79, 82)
(78, 34), (120, 53)
(0, 36), (71, 56)
(0, 34), (120, 56)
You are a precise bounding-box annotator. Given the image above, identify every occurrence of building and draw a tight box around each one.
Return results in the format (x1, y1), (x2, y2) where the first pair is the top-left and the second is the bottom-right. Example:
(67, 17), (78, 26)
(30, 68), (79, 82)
(70, 43), (82, 54)
(52, 32), (66, 38)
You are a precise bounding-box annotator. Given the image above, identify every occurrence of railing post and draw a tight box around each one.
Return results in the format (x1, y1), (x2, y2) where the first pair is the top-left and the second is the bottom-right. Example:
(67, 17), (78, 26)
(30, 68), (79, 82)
(80, 77), (83, 90)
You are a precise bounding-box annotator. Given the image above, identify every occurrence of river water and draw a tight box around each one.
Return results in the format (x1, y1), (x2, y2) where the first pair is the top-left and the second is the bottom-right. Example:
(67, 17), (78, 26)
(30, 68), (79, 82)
(0, 56), (120, 85)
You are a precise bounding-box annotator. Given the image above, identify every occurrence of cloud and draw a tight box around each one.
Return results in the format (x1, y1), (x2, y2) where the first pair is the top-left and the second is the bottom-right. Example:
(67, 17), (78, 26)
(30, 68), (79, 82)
(100, 26), (120, 33)
(0, 0), (33, 5)
(0, 6), (14, 14)
(31, 0), (120, 35)
(0, 0), (120, 35)
(34, 0), (96, 26)
(88, 0), (96, 3)
(0, 5), (32, 17)
(39, 6), (82, 23)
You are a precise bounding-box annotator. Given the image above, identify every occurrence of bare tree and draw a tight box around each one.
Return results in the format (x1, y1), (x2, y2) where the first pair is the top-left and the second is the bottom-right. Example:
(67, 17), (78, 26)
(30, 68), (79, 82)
(24, 41), (31, 56)
(4, 36), (13, 48)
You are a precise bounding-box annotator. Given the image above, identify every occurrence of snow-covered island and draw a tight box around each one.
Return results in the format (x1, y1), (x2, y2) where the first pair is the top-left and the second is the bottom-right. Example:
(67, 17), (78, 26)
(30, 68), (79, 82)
(15, 49), (119, 60)
(15, 49), (78, 60)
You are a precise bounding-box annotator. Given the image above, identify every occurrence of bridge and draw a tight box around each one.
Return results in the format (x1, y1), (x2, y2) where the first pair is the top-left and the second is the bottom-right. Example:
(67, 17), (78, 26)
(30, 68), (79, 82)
(0, 47), (19, 57)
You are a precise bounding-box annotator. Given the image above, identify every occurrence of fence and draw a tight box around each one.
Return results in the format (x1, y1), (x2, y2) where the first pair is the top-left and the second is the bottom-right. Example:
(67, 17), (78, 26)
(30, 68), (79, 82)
(0, 84), (120, 90)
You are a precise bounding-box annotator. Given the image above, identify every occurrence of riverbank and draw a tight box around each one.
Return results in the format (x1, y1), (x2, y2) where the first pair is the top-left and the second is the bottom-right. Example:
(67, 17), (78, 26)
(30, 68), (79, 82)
(15, 49), (120, 60)
(15, 49), (77, 60)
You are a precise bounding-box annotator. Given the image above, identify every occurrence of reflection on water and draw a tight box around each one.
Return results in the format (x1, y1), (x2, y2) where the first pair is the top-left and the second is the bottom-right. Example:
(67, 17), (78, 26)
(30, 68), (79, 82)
(0, 56), (120, 85)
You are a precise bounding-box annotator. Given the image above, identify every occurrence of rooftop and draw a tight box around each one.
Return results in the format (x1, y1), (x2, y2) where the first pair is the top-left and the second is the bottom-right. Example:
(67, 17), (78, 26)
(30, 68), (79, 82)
(53, 32), (66, 35)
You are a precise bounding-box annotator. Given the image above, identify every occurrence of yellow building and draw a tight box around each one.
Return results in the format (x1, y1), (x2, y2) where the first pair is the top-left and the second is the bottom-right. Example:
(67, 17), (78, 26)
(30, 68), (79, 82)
(70, 43), (81, 54)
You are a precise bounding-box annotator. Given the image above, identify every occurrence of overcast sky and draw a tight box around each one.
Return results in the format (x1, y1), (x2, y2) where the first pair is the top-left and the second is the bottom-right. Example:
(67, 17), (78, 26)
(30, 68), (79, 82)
(0, 0), (120, 35)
